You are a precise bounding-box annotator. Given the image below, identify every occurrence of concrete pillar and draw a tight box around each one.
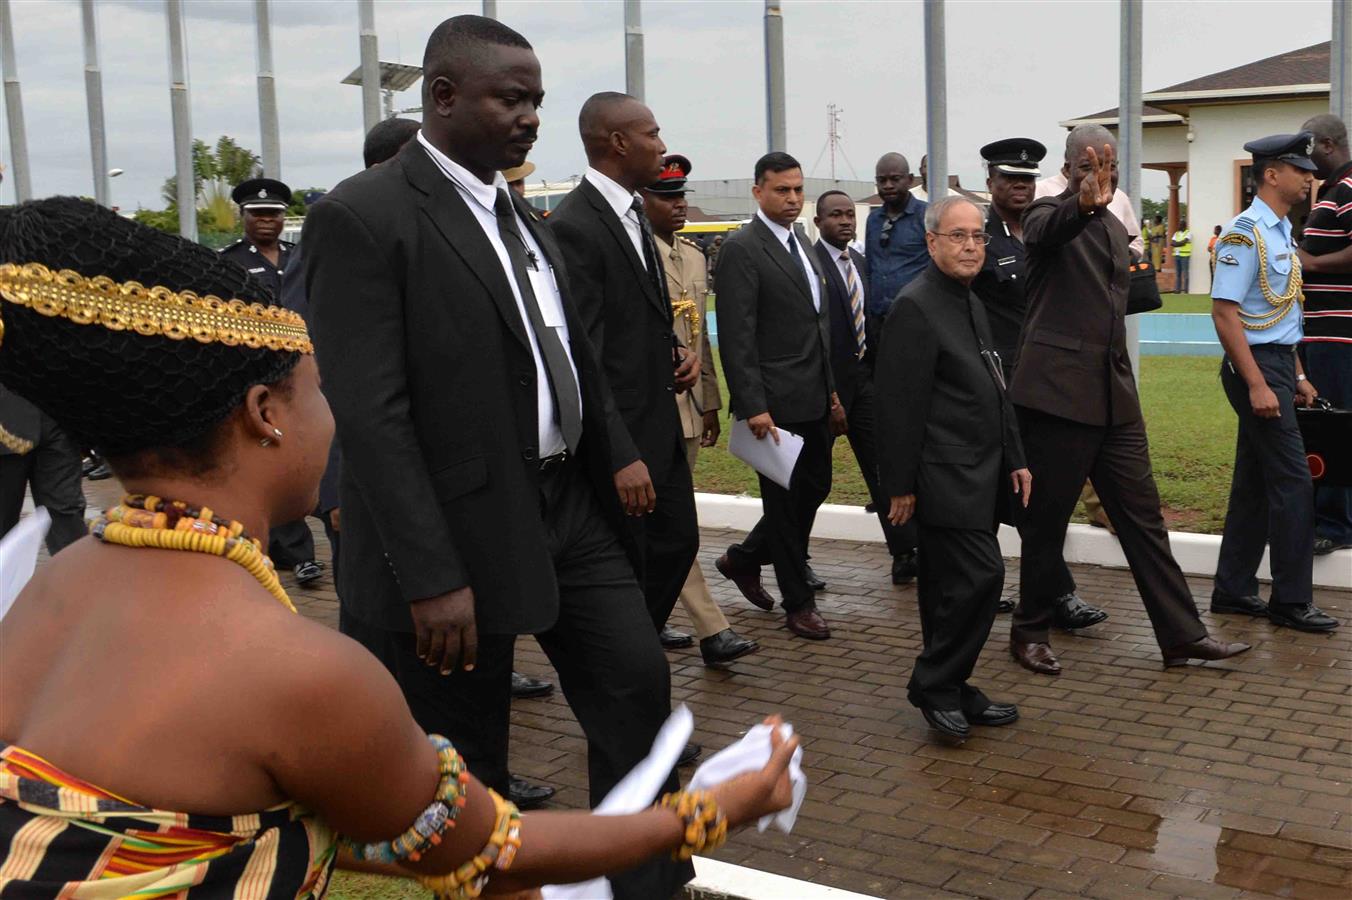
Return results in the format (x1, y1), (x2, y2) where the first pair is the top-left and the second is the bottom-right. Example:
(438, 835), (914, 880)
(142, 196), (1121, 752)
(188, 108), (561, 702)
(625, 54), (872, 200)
(166, 0), (196, 241)
(922, 0), (947, 201)
(1119, 0), (1142, 377)
(624, 0), (644, 103)
(482, 0), (498, 18)
(254, 0), (280, 178)
(763, 1), (785, 152)
(81, 0), (110, 207)
(1334, 0), (1351, 122)
(1, 0), (32, 202)
(358, 0), (380, 132)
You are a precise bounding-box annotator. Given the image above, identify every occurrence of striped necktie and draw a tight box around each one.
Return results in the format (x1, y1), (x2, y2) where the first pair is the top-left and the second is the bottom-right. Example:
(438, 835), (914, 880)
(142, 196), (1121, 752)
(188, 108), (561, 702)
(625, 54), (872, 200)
(840, 250), (866, 358)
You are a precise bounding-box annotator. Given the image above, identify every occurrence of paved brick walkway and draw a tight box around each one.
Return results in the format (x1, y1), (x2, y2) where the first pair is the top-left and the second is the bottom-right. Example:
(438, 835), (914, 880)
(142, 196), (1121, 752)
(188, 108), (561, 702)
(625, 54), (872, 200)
(70, 481), (1352, 898)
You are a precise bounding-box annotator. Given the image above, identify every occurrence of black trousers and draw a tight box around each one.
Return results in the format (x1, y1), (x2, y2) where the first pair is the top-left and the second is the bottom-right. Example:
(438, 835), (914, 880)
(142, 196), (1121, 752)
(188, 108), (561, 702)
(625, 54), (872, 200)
(729, 414), (832, 613)
(908, 524), (1001, 711)
(0, 413), (86, 555)
(1215, 345), (1313, 607)
(268, 519), (315, 569)
(1013, 407), (1206, 650)
(385, 460), (690, 900)
(830, 370), (914, 557)
(630, 440), (700, 631)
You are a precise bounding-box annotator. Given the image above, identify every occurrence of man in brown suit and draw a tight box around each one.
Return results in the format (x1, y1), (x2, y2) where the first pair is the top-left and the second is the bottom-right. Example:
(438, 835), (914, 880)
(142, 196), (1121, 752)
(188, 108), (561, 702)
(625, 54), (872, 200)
(1009, 125), (1248, 674)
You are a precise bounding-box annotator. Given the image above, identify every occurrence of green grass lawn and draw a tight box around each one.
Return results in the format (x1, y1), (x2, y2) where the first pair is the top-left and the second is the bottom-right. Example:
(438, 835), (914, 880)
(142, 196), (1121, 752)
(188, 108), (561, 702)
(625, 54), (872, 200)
(693, 351), (1234, 534)
(1158, 293), (1214, 314)
(328, 872), (422, 899)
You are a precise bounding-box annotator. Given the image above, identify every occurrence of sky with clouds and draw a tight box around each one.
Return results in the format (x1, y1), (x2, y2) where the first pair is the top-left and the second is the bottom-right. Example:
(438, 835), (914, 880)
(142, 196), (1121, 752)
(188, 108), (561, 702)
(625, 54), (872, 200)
(0, 0), (1338, 210)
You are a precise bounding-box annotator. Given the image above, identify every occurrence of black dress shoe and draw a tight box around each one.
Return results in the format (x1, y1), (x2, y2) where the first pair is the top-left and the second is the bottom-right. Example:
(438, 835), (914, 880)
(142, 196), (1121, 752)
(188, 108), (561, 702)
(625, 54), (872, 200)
(804, 564), (826, 591)
(1162, 636), (1251, 667)
(1010, 641), (1061, 675)
(293, 560), (323, 584)
(700, 629), (759, 667)
(507, 776), (556, 810)
(1268, 603), (1339, 633)
(86, 461), (113, 481)
(965, 702), (1019, 727)
(659, 625), (694, 649)
(1314, 537), (1351, 556)
(677, 742), (702, 767)
(715, 553), (777, 611)
(919, 707), (970, 740)
(1209, 590), (1268, 617)
(891, 551), (918, 585)
(510, 671), (554, 699)
(996, 597), (1015, 614)
(1052, 592), (1108, 630)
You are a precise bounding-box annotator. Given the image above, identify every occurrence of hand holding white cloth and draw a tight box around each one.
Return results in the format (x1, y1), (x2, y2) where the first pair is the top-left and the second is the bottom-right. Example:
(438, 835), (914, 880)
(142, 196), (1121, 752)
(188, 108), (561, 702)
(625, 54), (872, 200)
(688, 721), (806, 834)
(0, 508), (49, 622)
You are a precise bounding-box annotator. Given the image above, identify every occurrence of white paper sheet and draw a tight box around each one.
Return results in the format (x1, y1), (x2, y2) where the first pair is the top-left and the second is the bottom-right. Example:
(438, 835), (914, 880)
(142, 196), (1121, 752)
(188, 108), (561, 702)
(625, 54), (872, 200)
(0, 508), (49, 622)
(688, 721), (807, 834)
(728, 419), (804, 490)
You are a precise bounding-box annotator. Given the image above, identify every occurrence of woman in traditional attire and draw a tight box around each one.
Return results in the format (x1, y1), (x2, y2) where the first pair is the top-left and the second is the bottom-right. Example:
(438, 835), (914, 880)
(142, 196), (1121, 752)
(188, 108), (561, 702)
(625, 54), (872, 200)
(0, 198), (796, 899)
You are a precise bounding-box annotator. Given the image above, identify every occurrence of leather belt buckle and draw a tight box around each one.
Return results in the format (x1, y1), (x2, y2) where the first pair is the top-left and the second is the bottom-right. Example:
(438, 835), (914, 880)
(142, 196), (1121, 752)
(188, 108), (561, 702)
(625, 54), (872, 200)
(538, 451), (569, 474)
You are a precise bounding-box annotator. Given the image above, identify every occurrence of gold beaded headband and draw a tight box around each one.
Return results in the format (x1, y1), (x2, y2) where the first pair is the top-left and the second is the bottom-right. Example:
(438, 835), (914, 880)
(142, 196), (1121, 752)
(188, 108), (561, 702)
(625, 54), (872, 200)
(0, 261), (313, 354)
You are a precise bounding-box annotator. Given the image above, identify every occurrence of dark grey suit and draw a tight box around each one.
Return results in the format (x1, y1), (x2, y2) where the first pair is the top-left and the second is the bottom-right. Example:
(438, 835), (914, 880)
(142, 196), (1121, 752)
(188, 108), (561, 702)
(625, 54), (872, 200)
(716, 217), (834, 612)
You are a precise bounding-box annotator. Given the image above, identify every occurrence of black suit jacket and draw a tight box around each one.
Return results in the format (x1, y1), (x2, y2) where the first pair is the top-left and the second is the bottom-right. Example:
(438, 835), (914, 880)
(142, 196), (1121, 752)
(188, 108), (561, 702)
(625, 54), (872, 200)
(303, 140), (634, 635)
(715, 217), (833, 423)
(876, 265), (1026, 531)
(1009, 191), (1139, 426)
(549, 178), (682, 480)
(814, 239), (869, 409)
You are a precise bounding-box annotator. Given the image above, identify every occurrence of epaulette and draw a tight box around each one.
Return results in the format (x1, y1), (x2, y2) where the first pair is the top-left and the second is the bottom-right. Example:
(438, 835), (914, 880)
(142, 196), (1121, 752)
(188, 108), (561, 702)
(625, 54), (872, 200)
(1233, 215), (1257, 231)
(218, 239), (245, 252)
(677, 236), (700, 249)
(280, 239), (296, 249)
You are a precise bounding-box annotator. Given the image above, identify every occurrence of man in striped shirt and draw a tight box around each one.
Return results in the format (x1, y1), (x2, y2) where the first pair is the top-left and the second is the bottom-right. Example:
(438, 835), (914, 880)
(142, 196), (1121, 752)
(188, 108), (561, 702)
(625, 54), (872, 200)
(1297, 113), (1352, 556)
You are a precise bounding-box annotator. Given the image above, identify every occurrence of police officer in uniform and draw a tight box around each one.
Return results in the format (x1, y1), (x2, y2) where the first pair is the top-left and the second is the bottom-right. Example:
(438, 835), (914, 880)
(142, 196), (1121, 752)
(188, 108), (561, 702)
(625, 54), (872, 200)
(1210, 132), (1337, 632)
(642, 154), (760, 667)
(220, 177), (322, 585)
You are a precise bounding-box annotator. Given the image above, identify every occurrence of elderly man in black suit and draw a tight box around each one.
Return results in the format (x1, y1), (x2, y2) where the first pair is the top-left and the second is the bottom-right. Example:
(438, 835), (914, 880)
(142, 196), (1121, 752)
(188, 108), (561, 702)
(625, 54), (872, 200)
(303, 16), (688, 899)
(714, 152), (839, 640)
(812, 190), (915, 584)
(876, 196), (1029, 741)
(1009, 124), (1248, 675)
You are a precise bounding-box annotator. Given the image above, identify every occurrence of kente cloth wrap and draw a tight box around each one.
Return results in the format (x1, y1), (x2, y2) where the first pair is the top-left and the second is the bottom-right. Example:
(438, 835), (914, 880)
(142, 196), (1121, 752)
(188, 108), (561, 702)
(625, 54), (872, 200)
(0, 742), (336, 899)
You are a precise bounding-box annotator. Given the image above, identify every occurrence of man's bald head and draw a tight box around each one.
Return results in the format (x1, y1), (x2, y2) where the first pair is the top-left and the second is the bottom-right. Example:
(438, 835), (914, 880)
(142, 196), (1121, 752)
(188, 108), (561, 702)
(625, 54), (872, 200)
(579, 92), (646, 158)
(875, 152), (913, 210)
(1302, 114), (1349, 180)
(1303, 113), (1348, 148)
(875, 152), (910, 177)
(578, 91), (666, 190)
(1065, 124), (1116, 163)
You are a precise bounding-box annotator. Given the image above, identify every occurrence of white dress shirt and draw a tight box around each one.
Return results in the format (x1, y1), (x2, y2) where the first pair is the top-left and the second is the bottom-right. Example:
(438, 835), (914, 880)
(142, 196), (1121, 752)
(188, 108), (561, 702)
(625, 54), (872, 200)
(585, 166), (646, 267)
(756, 210), (821, 312)
(418, 131), (579, 457)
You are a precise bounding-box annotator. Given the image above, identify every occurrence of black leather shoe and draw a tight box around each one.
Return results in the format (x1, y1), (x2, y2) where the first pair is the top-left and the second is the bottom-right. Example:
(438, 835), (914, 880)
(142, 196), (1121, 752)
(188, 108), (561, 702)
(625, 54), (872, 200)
(891, 551), (918, 585)
(966, 702), (1019, 727)
(677, 743), (702, 767)
(1209, 591), (1268, 617)
(1052, 592), (1108, 630)
(510, 671), (554, 699)
(1268, 603), (1339, 633)
(1162, 636), (1251, 667)
(996, 597), (1015, 614)
(293, 560), (323, 584)
(507, 776), (556, 810)
(86, 461), (113, 481)
(920, 707), (970, 740)
(659, 625), (694, 649)
(700, 628), (759, 667)
(804, 564), (826, 591)
(1314, 537), (1351, 556)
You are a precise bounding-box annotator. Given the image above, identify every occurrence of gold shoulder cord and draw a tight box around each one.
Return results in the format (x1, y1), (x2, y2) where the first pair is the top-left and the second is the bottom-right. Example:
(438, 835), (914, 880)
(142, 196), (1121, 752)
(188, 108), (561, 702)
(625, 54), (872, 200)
(665, 246), (702, 339)
(1239, 226), (1303, 331)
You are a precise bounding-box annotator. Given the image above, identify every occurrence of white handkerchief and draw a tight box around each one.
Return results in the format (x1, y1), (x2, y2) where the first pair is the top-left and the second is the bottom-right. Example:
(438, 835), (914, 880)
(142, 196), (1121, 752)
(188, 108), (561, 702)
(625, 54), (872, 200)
(728, 419), (804, 490)
(688, 721), (806, 834)
(541, 705), (694, 899)
(0, 508), (49, 622)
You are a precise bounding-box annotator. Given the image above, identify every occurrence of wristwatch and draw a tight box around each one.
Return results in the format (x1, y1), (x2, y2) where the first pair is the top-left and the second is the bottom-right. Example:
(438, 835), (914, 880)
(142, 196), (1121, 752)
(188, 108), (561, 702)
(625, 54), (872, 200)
(1296, 374), (1308, 382)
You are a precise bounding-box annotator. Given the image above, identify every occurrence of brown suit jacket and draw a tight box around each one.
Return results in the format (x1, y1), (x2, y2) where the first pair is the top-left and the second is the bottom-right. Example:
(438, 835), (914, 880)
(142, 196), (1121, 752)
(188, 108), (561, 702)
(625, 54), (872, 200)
(1009, 190), (1140, 426)
(658, 234), (720, 439)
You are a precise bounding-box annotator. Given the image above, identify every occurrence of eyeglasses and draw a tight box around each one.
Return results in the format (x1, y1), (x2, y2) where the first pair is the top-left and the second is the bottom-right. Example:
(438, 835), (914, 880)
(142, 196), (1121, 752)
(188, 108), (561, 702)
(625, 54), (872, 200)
(930, 230), (992, 246)
(879, 217), (896, 247)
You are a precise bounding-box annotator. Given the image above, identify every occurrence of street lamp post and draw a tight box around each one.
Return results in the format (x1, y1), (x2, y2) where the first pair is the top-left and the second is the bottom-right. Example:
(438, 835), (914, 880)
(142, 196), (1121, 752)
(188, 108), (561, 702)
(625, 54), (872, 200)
(165, 0), (196, 241)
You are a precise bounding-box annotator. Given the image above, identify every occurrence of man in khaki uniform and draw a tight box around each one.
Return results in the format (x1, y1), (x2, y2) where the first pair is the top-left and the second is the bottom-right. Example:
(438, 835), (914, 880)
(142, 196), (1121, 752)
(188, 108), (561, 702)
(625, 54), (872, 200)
(643, 155), (759, 667)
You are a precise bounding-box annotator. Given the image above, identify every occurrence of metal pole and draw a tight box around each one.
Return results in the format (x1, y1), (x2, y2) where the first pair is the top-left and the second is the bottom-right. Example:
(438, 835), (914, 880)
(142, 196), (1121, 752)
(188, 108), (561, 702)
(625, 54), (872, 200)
(763, 1), (786, 152)
(166, 0), (196, 240)
(358, 0), (380, 131)
(81, 0), (110, 207)
(624, 0), (644, 103)
(254, 0), (280, 178)
(482, 0), (497, 18)
(1120, 0), (1143, 380)
(923, 0), (947, 200)
(1, 0), (32, 202)
(1334, 0), (1351, 122)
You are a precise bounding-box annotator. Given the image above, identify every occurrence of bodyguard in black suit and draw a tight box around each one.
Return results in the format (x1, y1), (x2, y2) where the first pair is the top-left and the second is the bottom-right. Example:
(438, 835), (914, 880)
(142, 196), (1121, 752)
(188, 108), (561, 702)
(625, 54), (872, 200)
(550, 92), (700, 639)
(1008, 126), (1248, 675)
(876, 197), (1029, 741)
(811, 190), (917, 584)
(714, 152), (838, 640)
(304, 17), (688, 899)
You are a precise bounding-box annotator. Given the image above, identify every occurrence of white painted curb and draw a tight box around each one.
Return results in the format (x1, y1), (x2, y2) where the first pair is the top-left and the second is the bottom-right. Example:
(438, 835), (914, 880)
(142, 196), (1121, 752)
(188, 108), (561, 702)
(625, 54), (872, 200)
(695, 493), (1352, 591)
(688, 857), (880, 900)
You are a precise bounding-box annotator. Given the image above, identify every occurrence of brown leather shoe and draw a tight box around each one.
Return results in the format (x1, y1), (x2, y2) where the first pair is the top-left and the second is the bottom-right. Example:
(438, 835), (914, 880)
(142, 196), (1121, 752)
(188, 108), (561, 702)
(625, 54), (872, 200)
(1162, 636), (1251, 668)
(716, 553), (776, 611)
(786, 607), (831, 640)
(1010, 641), (1061, 675)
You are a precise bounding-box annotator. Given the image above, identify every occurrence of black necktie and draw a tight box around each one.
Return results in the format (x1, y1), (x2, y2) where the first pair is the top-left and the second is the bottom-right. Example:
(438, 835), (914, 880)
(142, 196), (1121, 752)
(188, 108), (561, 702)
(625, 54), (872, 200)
(631, 197), (670, 308)
(493, 189), (583, 453)
(785, 232), (813, 300)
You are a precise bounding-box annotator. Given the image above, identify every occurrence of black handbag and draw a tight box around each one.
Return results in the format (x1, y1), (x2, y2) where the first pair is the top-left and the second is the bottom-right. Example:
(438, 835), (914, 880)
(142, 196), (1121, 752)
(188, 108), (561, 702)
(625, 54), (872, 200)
(1127, 256), (1163, 315)
(1298, 398), (1352, 487)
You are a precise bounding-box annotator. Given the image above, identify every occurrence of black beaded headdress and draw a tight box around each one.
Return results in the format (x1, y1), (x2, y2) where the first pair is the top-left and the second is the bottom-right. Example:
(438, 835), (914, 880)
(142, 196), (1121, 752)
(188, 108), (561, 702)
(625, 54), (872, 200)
(0, 197), (312, 457)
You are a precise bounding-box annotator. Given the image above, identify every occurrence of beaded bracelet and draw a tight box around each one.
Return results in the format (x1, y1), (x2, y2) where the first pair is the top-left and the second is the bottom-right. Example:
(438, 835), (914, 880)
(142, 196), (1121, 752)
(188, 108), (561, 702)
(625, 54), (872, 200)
(659, 789), (728, 861)
(341, 734), (468, 864)
(418, 788), (523, 900)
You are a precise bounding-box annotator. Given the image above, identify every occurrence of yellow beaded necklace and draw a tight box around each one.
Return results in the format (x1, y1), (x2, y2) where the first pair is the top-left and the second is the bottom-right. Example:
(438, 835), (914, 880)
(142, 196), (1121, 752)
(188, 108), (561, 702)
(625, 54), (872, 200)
(93, 494), (296, 613)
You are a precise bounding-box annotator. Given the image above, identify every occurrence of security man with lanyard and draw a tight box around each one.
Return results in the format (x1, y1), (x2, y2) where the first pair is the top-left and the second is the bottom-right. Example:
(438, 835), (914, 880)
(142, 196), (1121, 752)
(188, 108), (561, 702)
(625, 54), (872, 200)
(1210, 132), (1337, 633)
(220, 177), (294, 304)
